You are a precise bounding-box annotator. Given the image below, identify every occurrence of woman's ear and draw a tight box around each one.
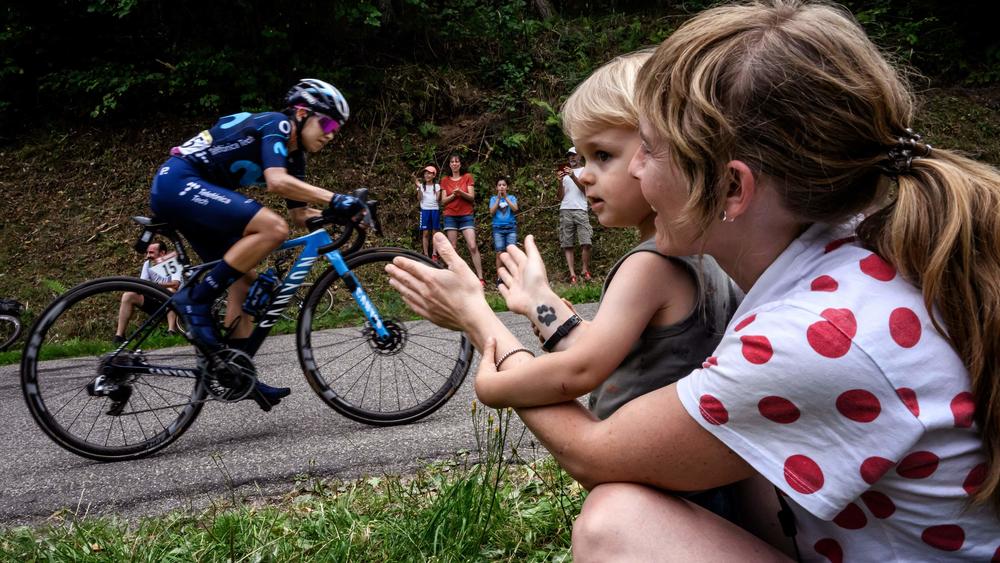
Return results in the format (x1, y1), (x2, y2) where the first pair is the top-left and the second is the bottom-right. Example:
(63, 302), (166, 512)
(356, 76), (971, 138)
(721, 160), (756, 222)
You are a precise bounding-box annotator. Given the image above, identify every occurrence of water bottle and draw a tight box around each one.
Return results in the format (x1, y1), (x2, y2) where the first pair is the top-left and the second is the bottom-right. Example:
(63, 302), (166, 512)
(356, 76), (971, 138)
(243, 268), (278, 317)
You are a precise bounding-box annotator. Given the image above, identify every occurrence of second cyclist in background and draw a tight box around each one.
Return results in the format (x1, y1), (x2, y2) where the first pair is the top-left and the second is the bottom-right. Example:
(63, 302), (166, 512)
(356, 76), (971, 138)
(149, 78), (367, 408)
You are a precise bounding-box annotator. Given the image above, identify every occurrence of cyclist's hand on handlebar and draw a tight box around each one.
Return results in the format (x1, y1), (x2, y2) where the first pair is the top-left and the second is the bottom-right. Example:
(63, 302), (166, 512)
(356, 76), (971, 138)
(325, 194), (370, 228)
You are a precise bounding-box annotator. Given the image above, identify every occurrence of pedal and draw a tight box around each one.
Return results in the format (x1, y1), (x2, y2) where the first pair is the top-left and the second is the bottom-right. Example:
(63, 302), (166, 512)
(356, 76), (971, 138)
(106, 385), (133, 416)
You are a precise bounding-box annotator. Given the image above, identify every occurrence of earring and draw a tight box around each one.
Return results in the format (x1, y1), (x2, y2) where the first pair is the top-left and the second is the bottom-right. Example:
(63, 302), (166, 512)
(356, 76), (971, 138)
(721, 210), (730, 223)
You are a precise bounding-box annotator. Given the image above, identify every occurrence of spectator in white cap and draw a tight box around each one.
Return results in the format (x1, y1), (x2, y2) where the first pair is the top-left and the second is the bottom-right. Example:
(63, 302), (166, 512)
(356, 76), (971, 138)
(557, 146), (593, 283)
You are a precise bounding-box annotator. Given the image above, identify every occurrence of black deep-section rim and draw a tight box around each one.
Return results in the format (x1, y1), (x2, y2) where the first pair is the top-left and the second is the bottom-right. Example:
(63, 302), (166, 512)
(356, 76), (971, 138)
(297, 249), (473, 426)
(20, 276), (206, 461)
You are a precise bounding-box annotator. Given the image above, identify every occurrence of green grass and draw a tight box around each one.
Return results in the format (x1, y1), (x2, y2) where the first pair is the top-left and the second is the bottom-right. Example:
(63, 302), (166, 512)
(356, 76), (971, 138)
(0, 407), (584, 561)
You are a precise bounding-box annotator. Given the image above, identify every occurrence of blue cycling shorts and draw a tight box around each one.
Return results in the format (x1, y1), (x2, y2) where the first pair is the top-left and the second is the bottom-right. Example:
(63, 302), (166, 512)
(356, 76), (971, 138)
(150, 157), (264, 261)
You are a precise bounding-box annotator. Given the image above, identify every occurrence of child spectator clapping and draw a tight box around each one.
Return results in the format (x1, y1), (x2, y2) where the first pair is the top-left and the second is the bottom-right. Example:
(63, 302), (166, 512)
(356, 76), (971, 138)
(489, 177), (519, 286)
(414, 165), (441, 259)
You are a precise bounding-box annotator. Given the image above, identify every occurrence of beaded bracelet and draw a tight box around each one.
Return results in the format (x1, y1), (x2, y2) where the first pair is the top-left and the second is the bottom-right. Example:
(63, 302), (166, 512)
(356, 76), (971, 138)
(494, 347), (536, 371)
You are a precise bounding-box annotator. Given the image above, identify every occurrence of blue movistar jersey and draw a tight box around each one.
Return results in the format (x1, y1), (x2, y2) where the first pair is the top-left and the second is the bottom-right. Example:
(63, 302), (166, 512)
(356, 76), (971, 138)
(171, 111), (307, 208)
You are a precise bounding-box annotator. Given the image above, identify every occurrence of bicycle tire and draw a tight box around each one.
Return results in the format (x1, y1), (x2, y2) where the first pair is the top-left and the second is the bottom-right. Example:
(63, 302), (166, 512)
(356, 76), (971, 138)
(21, 277), (206, 461)
(297, 249), (473, 426)
(0, 314), (21, 352)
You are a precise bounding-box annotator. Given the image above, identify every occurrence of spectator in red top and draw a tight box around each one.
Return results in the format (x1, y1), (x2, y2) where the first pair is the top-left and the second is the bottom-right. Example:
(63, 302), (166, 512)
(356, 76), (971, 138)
(440, 154), (485, 284)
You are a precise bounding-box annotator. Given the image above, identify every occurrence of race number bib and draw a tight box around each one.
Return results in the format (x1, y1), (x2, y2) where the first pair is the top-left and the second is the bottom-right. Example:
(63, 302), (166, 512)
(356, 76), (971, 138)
(171, 130), (213, 156)
(150, 252), (183, 280)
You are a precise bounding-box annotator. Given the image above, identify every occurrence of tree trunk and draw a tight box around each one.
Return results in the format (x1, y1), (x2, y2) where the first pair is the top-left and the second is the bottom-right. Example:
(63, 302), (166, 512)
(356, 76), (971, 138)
(533, 0), (555, 20)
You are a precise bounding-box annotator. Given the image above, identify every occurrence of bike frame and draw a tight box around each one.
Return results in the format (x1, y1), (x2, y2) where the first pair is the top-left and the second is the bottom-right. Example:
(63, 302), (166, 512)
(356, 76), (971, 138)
(239, 228), (391, 356)
(118, 224), (391, 376)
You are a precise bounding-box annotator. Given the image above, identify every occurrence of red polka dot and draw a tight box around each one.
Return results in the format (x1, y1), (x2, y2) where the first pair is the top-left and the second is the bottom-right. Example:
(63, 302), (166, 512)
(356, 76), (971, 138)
(824, 236), (857, 254)
(860, 491), (896, 518)
(921, 525), (965, 552)
(833, 502), (867, 530)
(895, 387), (920, 417)
(860, 253), (896, 281)
(699, 394), (729, 425)
(734, 314), (756, 332)
(860, 456), (895, 484)
(807, 308), (857, 358)
(836, 389), (881, 423)
(814, 538), (843, 563)
(896, 451), (940, 479)
(963, 463), (987, 496)
(758, 396), (800, 424)
(702, 356), (718, 369)
(784, 455), (825, 494)
(810, 275), (839, 292)
(740, 335), (773, 364)
(889, 308), (922, 348)
(951, 392), (975, 428)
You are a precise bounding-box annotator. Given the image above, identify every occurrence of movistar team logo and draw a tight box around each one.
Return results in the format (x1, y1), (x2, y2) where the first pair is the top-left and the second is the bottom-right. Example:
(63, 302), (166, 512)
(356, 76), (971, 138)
(179, 181), (201, 196)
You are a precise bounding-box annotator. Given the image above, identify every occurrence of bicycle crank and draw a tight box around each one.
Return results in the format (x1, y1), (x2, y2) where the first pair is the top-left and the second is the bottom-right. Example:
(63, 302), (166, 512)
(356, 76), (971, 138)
(200, 348), (258, 402)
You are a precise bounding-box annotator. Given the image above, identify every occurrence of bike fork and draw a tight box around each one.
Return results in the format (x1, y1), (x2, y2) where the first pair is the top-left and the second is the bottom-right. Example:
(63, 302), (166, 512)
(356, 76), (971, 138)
(326, 252), (392, 341)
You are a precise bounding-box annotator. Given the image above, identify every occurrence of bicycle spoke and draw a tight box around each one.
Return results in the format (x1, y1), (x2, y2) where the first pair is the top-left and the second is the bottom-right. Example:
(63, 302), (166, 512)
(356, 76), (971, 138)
(314, 338), (371, 375)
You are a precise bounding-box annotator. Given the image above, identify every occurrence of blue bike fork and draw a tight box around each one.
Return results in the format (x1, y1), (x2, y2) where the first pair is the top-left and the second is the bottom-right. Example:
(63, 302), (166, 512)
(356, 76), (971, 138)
(275, 230), (391, 341)
(322, 249), (391, 340)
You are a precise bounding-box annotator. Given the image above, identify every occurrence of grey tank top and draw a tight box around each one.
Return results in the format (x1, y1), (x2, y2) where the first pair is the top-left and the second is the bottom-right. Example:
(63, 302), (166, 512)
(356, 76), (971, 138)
(588, 239), (743, 419)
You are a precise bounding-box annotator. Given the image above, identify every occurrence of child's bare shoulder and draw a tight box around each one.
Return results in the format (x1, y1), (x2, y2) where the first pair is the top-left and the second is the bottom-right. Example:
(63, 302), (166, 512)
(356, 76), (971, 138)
(605, 250), (697, 306)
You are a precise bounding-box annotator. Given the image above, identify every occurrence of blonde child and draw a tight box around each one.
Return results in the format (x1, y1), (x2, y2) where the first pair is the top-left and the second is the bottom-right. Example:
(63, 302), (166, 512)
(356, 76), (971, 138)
(492, 49), (741, 420)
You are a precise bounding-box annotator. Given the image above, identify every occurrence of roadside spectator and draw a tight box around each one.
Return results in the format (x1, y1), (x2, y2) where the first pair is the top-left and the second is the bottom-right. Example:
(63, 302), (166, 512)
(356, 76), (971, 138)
(440, 153), (485, 286)
(557, 147), (592, 284)
(488, 177), (519, 285)
(114, 240), (180, 344)
(414, 165), (441, 259)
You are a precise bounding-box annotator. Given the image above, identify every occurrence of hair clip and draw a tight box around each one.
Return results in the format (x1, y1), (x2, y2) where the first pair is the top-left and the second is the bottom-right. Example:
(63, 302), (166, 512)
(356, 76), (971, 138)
(879, 128), (932, 177)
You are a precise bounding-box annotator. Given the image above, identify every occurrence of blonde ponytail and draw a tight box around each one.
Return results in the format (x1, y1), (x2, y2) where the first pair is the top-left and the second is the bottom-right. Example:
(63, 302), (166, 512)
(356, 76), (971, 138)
(860, 151), (1000, 508)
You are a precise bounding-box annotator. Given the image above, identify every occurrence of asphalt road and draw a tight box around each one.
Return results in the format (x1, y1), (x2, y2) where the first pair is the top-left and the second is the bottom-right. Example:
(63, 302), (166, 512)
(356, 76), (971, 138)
(0, 303), (596, 528)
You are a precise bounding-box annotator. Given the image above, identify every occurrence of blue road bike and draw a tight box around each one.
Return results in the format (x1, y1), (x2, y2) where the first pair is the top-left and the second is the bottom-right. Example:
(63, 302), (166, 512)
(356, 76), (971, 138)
(21, 190), (473, 461)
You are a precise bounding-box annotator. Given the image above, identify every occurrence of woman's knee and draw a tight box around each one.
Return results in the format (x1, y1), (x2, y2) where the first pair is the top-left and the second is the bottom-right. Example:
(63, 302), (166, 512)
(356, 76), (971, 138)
(574, 484), (654, 557)
(572, 484), (696, 562)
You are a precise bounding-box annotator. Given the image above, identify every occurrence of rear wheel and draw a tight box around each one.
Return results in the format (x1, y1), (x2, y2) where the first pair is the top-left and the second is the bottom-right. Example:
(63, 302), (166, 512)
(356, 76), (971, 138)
(0, 314), (21, 351)
(20, 277), (206, 461)
(297, 250), (473, 425)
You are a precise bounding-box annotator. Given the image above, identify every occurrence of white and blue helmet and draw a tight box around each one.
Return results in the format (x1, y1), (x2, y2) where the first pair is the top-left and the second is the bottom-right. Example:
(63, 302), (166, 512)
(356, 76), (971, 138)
(284, 78), (350, 126)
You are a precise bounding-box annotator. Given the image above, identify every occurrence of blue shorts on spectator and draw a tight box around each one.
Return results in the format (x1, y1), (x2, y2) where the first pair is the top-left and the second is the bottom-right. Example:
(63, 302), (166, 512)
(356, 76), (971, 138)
(443, 214), (475, 231)
(420, 209), (441, 231)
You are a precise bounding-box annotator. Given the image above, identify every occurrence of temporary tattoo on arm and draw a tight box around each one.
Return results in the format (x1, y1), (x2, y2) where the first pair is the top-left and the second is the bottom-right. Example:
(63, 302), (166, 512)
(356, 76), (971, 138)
(536, 304), (557, 326)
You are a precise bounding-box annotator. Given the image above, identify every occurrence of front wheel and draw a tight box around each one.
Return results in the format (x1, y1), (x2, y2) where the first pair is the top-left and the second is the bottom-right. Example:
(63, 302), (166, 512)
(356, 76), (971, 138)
(297, 249), (473, 426)
(20, 277), (206, 461)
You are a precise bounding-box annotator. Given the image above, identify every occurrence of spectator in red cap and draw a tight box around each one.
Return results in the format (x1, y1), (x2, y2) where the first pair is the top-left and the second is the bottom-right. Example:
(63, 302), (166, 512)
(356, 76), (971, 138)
(414, 164), (442, 258)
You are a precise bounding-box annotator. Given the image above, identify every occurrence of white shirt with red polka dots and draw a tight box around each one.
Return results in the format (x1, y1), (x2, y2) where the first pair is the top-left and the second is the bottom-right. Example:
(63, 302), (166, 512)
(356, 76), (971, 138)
(676, 220), (1000, 561)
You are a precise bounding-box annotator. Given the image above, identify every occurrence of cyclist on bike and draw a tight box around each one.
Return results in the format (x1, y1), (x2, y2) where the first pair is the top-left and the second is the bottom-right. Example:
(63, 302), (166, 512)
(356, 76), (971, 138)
(150, 78), (367, 408)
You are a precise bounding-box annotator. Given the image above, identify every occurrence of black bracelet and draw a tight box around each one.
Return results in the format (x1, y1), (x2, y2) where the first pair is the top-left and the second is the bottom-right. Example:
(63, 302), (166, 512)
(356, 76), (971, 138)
(542, 314), (582, 352)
